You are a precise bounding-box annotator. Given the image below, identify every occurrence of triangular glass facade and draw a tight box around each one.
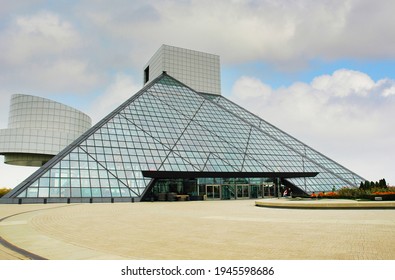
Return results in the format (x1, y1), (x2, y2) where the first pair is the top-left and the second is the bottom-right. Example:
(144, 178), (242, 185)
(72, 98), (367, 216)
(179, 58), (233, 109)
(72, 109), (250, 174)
(2, 74), (365, 203)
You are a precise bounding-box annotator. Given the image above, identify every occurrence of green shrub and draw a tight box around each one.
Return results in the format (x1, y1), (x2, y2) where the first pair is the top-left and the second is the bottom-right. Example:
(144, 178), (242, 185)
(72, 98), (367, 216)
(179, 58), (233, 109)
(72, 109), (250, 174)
(337, 187), (365, 198)
(336, 186), (395, 200)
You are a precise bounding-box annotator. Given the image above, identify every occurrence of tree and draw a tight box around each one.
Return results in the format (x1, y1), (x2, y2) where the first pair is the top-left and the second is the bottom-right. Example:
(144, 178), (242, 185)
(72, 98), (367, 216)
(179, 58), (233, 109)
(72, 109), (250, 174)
(0, 188), (12, 198)
(379, 179), (387, 188)
(360, 179), (389, 190)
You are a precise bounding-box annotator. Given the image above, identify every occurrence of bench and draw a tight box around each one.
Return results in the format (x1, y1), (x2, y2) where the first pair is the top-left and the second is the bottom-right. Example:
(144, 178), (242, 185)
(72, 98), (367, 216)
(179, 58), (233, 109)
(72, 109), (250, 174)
(176, 194), (190, 201)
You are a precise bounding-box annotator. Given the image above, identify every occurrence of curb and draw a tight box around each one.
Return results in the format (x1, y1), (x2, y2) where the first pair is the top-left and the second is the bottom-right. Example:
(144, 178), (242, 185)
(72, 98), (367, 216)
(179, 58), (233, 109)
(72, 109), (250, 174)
(255, 199), (395, 209)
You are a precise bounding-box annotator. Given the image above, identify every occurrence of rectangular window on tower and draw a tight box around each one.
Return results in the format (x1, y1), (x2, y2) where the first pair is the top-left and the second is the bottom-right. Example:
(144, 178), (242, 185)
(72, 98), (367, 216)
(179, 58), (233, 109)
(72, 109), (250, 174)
(144, 66), (150, 83)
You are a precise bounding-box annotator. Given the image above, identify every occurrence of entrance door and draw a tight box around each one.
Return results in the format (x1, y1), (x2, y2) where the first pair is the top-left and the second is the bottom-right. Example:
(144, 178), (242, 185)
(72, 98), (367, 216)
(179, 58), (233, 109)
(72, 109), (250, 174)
(221, 185), (236, 200)
(263, 184), (275, 197)
(236, 184), (249, 199)
(250, 185), (260, 198)
(206, 185), (220, 199)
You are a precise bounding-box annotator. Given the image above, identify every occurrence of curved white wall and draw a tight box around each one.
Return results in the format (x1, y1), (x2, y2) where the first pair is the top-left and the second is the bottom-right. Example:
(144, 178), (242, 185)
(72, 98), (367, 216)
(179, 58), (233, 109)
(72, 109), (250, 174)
(0, 94), (91, 166)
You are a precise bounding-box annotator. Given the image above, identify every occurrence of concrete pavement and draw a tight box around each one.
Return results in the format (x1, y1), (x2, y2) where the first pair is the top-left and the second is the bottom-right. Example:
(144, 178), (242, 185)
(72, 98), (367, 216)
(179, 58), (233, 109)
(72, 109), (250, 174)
(1, 199), (395, 260)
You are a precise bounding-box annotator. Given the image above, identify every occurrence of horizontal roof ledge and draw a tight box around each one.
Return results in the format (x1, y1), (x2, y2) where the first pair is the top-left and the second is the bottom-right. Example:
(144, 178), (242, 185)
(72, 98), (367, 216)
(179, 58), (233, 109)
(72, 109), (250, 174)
(141, 171), (319, 179)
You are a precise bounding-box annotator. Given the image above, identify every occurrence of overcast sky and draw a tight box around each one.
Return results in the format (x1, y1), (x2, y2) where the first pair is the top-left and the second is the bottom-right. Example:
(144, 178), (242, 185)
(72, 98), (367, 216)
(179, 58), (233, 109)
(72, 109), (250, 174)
(0, 0), (394, 188)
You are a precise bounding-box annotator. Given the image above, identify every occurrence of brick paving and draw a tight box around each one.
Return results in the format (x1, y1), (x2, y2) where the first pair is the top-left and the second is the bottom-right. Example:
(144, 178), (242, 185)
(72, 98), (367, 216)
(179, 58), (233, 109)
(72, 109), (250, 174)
(1, 199), (395, 260)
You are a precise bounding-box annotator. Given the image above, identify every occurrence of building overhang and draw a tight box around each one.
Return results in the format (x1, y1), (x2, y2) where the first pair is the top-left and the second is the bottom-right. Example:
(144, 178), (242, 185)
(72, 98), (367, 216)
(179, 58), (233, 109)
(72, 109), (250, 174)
(141, 171), (319, 179)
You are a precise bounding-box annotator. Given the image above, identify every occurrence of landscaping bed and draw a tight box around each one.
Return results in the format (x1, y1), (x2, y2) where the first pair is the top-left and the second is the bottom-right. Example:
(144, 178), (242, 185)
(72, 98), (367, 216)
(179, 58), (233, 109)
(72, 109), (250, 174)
(305, 184), (395, 201)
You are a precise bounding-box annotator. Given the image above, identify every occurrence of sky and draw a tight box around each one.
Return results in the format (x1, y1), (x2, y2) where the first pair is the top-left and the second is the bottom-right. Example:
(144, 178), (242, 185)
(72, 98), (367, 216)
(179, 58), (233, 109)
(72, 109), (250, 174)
(0, 0), (394, 188)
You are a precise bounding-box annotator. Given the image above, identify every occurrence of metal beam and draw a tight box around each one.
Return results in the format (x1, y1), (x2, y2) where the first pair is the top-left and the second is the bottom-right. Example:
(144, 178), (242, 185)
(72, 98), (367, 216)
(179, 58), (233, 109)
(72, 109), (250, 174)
(141, 171), (319, 179)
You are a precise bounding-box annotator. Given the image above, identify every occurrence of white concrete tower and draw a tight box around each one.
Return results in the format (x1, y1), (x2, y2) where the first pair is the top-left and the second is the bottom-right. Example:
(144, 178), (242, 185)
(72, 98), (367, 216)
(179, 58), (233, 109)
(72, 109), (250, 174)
(144, 45), (221, 95)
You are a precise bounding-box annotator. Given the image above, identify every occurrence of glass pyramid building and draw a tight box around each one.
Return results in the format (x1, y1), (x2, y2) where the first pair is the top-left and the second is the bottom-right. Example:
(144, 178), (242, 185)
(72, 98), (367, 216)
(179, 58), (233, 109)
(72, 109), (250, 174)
(1, 72), (365, 204)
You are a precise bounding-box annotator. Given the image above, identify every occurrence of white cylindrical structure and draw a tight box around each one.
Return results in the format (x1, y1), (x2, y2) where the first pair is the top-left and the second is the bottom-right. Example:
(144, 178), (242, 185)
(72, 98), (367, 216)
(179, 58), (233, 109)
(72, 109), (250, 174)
(0, 94), (91, 166)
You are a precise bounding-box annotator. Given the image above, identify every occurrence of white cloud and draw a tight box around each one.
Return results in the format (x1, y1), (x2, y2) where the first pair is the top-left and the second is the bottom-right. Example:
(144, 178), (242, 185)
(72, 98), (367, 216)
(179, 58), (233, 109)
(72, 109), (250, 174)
(2, 11), (81, 64)
(311, 69), (375, 97)
(26, 59), (99, 92)
(230, 69), (395, 184)
(377, 79), (395, 97)
(75, 0), (395, 67)
(0, 1), (394, 87)
(0, 10), (100, 94)
(231, 76), (272, 100)
(88, 73), (141, 123)
(1, 1), (395, 97)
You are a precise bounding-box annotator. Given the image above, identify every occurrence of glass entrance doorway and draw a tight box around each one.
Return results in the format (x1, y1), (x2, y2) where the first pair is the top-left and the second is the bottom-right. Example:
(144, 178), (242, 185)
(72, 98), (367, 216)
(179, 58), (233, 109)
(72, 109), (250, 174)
(263, 184), (275, 197)
(203, 183), (267, 200)
(206, 185), (221, 199)
(250, 184), (260, 198)
(221, 185), (236, 200)
(148, 177), (278, 201)
(236, 184), (249, 199)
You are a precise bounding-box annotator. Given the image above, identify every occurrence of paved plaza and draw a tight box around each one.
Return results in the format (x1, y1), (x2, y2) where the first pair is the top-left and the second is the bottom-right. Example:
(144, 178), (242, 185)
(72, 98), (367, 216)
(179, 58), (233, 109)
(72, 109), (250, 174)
(1, 199), (395, 260)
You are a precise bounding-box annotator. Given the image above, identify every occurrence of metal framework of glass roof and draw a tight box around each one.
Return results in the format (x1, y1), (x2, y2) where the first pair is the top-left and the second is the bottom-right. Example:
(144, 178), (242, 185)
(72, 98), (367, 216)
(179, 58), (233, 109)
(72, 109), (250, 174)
(1, 73), (365, 204)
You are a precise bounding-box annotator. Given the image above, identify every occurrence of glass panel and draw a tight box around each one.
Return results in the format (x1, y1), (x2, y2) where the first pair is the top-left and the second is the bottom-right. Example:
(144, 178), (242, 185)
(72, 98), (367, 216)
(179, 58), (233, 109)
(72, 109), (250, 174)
(26, 188), (38, 198)
(101, 188), (111, 197)
(70, 179), (80, 188)
(38, 188), (49, 197)
(60, 188), (70, 197)
(38, 177), (50, 187)
(91, 188), (102, 197)
(71, 188), (81, 197)
(81, 188), (92, 197)
(50, 188), (60, 197)
(111, 188), (121, 197)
